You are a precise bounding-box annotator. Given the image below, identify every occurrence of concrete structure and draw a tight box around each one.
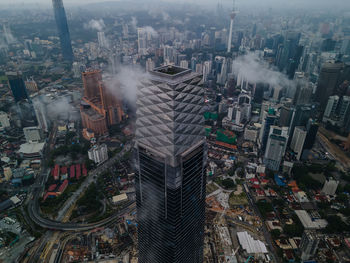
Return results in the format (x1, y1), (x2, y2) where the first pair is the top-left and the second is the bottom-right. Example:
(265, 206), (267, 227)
(112, 193), (128, 204)
(300, 231), (319, 261)
(0, 111), (10, 130)
(23, 126), (42, 143)
(290, 126), (307, 160)
(135, 65), (206, 263)
(237, 231), (268, 254)
(6, 71), (29, 103)
(88, 144), (108, 164)
(18, 142), (45, 159)
(264, 126), (289, 171)
(97, 31), (108, 49)
(244, 125), (259, 142)
(321, 179), (339, 196)
(295, 210), (328, 230)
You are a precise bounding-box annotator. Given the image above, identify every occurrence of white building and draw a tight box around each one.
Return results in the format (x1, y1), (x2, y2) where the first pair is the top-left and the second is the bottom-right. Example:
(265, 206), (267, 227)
(23, 126), (42, 143)
(146, 58), (155, 71)
(0, 111), (10, 130)
(291, 126), (307, 160)
(300, 231), (320, 261)
(180, 60), (189, 69)
(264, 126), (289, 171)
(88, 144), (108, 164)
(97, 31), (108, 49)
(321, 179), (339, 196)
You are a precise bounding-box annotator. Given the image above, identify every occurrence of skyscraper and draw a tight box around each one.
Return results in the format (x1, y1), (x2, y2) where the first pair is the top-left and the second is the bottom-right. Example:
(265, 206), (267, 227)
(52, 0), (74, 62)
(135, 65), (207, 263)
(264, 126), (289, 171)
(315, 62), (343, 113)
(7, 72), (29, 103)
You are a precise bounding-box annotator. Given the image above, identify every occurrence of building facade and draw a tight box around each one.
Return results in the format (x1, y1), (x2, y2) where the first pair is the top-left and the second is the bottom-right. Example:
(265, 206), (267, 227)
(52, 0), (74, 61)
(88, 144), (108, 164)
(264, 126), (289, 171)
(135, 66), (207, 263)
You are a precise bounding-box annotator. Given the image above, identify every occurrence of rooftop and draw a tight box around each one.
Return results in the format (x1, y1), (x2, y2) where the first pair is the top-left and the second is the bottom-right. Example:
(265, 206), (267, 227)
(149, 65), (200, 85)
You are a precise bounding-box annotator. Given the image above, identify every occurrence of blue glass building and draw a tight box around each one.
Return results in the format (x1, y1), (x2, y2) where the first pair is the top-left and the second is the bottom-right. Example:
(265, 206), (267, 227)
(52, 0), (73, 62)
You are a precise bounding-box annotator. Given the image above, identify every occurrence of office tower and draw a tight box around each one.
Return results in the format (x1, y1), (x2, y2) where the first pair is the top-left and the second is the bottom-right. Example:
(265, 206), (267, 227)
(138, 28), (148, 55)
(315, 62), (343, 113)
(341, 38), (350, 56)
(202, 61), (212, 82)
(6, 72), (29, 103)
(276, 31), (301, 77)
(291, 126), (307, 160)
(293, 72), (313, 105)
(323, 95), (339, 122)
(300, 231), (319, 261)
(323, 95), (350, 129)
(227, 0), (237, 53)
(16, 100), (38, 128)
(80, 71), (124, 136)
(88, 144), (108, 164)
(2, 23), (15, 45)
(301, 119), (319, 160)
(135, 66), (206, 263)
(97, 31), (108, 49)
(146, 58), (155, 72)
(264, 126), (289, 171)
(180, 60), (189, 69)
(33, 97), (49, 133)
(52, 0), (74, 61)
(280, 104), (294, 127)
(288, 105), (312, 144)
(259, 108), (277, 152)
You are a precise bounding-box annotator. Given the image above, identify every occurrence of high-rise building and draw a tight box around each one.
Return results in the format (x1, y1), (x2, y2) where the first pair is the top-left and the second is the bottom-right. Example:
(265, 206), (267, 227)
(135, 65), (206, 263)
(52, 0), (74, 61)
(7, 72), (29, 103)
(321, 179), (339, 196)
(300, 231), (319, 261)
(80, 71), (124, 136)
(88, 144), (108, 164)
(293, 72), (313, 105)
(288, 105), (312, 144)
(264, 126), (289, 171)
(315, 62), (343, 113)
(290, 126), (307, 160)
(97, 31), (108, 49)
(301, 119), (319, 160)
(33, 96), (49, 133)
(259, 108), (277, 152)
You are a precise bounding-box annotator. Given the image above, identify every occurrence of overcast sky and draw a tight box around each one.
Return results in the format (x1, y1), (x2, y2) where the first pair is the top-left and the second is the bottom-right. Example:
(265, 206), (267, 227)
(0, 0), (350, 10)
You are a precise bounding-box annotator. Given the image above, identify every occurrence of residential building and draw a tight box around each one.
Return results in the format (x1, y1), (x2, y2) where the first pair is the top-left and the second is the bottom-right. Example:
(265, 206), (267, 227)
(300, 231), (320, 261)
(291, 126), (307, 160)
(88, 144), (108, 164)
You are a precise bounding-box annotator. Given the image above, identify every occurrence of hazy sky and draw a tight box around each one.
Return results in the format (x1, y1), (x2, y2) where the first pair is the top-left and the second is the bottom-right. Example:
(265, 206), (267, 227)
(0, 0), (350, 10)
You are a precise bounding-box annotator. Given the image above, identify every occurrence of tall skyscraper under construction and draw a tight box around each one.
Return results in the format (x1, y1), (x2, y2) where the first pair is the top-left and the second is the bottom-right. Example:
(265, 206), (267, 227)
(52, 0), (73, 62)
(135, 65), (207, 263)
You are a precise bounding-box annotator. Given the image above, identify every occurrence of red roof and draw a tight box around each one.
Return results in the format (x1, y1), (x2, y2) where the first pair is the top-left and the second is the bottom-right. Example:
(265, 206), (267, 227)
(249, 178), (259, 184)
(82, 164), (87, 176)
(260, 179), (269, 184)
(43, 192), (58, 201)
(48, 184), (57, 192)
(53, 164), (60, 179)
(259, 173), (266, 177)
(70, 165), (75, 178)
(61, 166), (68, 174)
(76, 164), (81, 180)
(251, 184), (260, 189)
(58, 179), (68, 193)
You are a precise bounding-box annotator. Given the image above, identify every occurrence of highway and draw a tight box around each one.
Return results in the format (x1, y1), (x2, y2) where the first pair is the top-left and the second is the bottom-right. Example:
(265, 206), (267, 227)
(27, 142), (134, 231)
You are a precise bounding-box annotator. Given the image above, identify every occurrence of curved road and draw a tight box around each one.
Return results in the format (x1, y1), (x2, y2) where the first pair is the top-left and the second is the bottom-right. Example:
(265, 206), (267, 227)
(27, 142), (134, 231)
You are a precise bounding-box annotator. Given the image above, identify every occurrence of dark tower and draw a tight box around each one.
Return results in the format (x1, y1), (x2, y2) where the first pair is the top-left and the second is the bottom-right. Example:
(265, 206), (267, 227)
(135, 66), (207, 263)
(6, 72), (29, 103)
(52, 0), (73, 62)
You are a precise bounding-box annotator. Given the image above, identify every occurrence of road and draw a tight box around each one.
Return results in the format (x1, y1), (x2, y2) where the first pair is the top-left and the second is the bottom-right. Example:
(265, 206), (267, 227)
(27, 142), (133, 231)
(243, 183), (280, 263)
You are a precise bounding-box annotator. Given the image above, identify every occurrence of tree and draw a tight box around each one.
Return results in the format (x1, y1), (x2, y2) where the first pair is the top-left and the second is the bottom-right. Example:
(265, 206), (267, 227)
(270, 229), (281, 239)
(220, 179), (235, 190)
